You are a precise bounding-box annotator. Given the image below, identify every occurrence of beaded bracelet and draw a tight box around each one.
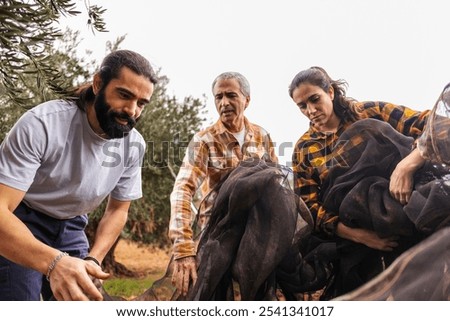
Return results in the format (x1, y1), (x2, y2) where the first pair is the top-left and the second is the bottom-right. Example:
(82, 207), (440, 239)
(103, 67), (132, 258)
(84, 255), (100, 266)
(46, 252), (69, 281)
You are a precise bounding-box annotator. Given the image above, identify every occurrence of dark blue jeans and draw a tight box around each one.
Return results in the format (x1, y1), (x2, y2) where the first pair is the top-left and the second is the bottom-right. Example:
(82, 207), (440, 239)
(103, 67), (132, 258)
(0, 203), (89, 300)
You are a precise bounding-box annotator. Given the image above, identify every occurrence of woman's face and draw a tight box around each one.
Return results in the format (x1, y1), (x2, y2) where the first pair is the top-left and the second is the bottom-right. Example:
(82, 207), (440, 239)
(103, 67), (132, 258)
(291, 82), (338, 132)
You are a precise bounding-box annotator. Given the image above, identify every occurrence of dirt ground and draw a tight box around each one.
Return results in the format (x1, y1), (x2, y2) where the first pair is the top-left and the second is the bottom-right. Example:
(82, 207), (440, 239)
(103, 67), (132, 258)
(113, 239), (322, 301)
(113, 239), (171, 277)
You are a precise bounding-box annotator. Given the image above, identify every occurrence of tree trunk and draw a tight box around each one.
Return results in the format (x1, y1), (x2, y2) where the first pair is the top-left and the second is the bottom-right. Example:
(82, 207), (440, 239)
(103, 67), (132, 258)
(85, 218), (137, 277)
(102, 238), (136, 277)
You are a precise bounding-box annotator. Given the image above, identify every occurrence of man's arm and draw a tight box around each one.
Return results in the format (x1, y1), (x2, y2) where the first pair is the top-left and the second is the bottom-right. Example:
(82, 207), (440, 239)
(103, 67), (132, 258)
(0, 183), (108, 300)
(265, 133), (279, 163)
(169, 137), (209, 258)
(88, 196), (130, 263)
(169, 136), (209, 296)
(0, 184), (54, 274)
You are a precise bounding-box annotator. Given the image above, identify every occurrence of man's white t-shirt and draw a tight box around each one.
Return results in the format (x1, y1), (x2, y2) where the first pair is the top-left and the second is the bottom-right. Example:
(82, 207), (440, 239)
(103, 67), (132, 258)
(0, 100), (145, 219)
(231, 128), (246, 148)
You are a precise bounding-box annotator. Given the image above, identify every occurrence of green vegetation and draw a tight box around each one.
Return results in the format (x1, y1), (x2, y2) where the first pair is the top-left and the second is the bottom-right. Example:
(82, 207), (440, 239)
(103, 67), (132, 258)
(0, 0), (106, 108)
(103, 276), (156, 299)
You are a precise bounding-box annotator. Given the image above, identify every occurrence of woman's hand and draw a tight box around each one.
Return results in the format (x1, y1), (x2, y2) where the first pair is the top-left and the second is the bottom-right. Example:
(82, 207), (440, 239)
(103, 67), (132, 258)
(336, 223), (398, 251)
(389, 164), (414, 205)
(389, 148), (425, 204)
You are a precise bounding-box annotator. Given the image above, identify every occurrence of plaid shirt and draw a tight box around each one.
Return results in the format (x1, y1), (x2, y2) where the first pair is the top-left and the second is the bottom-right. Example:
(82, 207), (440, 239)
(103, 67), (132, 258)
(292, 101), (430, 236)
(169, 117), (278, 259)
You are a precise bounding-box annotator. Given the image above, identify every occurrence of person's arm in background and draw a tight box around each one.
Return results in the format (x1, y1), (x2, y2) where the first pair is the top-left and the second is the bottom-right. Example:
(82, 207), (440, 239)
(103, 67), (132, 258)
(169, 135), (208, 296)
(263, 132), (279, 163)
(336, 223), (399, 251)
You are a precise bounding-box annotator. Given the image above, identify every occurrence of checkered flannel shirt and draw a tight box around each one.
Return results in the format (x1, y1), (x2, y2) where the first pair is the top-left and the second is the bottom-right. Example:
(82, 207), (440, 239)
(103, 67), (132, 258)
(169, 117), (278, 259)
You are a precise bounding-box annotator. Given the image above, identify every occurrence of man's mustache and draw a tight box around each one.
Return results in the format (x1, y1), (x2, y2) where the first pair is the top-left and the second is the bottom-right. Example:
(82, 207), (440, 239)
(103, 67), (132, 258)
(111, 112), (137, 127)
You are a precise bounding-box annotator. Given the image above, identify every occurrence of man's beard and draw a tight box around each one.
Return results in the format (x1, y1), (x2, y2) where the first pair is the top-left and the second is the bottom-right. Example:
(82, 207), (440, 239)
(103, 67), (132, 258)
(94, 89), (138, 139)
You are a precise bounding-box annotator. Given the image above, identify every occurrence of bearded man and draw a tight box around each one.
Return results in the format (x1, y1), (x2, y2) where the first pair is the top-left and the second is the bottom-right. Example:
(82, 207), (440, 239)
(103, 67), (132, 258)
(0, 50), (157, 301)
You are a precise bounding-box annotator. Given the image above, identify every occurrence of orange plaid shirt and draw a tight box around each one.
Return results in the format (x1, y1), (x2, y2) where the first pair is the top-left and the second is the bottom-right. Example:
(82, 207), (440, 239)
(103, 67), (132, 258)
(292, 101), (430, 236)
(169, 117), (278, 259)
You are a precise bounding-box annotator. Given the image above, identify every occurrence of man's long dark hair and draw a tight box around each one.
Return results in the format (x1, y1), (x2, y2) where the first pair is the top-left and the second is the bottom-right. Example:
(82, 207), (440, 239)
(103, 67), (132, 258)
(69, 50), (158, 111)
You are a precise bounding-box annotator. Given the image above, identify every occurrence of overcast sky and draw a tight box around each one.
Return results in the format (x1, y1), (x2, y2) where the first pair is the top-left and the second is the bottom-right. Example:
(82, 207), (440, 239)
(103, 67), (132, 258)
(61, 0), (450, 166)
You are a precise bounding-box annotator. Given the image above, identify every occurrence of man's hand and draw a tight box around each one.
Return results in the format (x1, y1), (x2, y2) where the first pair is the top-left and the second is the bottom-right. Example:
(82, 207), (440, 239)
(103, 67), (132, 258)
(49, 256), (110, 301)
(171, 256), (197, 297)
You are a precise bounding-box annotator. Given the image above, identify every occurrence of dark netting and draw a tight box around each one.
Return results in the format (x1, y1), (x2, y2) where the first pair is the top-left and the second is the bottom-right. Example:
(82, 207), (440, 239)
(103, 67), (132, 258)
(320, 118), (450, 298)
(121, 159), (322, 301)
(183, 159), (318, 300)
(418, 83), (450, 165)
(334, 226), (450, 301)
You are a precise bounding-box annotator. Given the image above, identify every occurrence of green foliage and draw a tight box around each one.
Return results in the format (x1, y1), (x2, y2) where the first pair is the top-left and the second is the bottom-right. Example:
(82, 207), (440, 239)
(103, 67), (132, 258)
(131, 76), (206, 245)
(0, 0), (106, 108)
(103, 276), (156, 299)
(0, 28), (97, 141)
(0, 106), (24, 143)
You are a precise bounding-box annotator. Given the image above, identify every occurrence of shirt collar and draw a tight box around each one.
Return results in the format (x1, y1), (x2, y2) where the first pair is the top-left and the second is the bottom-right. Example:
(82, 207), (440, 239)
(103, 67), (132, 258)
(212, 117), (254, 138)
(307, 119), (350, 139)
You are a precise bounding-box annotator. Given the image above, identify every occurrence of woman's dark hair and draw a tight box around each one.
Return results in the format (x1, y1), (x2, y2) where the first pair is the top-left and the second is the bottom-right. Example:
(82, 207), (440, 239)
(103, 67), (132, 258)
(71, 50), (158, 111)
(288, 66), (360, 123)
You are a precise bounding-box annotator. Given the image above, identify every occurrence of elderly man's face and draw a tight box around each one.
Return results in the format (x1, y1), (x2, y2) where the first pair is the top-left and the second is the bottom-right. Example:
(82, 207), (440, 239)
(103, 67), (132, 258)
(213, 78), (250, 133)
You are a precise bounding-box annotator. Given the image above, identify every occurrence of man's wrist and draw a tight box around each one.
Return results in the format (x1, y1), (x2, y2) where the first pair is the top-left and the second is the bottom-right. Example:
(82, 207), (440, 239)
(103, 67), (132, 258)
(84, 255), (101, 266)
(47, 252), (69, 281)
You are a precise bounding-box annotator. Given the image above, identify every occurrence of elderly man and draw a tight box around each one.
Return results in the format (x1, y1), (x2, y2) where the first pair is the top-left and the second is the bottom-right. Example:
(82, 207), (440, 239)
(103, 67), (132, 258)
(169, 71), (278, 296)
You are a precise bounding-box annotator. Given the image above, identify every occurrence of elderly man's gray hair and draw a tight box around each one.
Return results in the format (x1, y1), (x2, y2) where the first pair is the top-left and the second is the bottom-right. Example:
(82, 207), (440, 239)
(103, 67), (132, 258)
(211, 72), (251, 97)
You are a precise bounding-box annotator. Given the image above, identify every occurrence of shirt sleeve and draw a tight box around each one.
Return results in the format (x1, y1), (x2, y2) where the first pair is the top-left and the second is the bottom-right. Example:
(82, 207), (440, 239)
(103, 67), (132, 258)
(292, 141), (339, 236)
(264, 133), (279, 164)
(0, 111), (46, 191)
(169, 134), (209, 259)
(361, 101), (430, 138)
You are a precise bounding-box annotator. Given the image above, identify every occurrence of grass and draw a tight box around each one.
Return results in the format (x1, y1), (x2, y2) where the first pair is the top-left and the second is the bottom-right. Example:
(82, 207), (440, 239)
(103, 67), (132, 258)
(103, 275), (156, 299)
